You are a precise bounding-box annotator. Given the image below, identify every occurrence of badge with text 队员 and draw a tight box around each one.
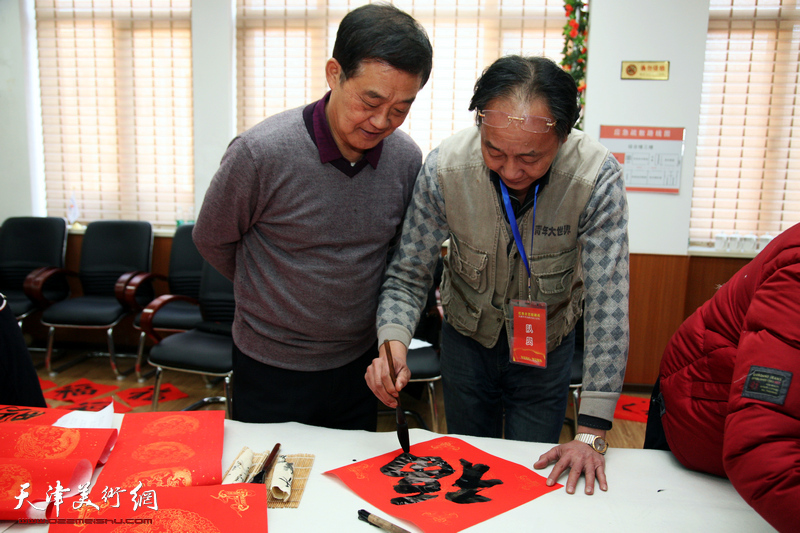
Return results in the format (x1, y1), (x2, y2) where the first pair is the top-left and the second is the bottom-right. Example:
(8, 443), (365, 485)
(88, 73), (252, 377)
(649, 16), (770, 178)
(509, 300), (547, 368)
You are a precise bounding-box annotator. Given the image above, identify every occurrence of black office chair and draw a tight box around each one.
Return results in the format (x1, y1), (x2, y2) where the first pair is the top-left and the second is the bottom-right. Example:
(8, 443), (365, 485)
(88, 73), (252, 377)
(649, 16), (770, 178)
(122, 224), (204, 382)
(0, 216), (69, 327)
(142, 262), (235, 418)
(40, 220), (153, 378)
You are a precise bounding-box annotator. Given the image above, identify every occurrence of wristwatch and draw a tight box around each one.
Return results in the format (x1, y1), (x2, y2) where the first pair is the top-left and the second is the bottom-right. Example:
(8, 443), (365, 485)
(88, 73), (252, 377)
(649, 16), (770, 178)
(574, 433), (608, 455)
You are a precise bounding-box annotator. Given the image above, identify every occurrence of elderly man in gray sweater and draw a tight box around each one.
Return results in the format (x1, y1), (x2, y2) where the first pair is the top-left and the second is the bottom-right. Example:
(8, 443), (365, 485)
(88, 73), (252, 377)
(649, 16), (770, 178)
(193, 4), (432, 429)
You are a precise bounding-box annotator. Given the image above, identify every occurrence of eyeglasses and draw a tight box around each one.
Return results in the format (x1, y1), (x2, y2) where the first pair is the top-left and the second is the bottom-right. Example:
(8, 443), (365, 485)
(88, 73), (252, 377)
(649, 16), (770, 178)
(478, 110), (556, 133)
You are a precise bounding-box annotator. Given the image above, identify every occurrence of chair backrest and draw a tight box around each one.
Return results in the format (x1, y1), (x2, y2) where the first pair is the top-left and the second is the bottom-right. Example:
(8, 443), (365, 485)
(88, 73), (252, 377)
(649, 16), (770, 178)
(79, 220), (153, 296)
(0, 217), (67, 290)
(168, 224), (204, 298)
(198, 262), (235, 324)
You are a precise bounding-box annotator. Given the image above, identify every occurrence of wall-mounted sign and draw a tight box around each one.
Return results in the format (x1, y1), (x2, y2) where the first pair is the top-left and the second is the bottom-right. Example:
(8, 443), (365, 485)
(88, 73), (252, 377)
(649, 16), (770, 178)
(599, 125), (684, 194)
(621, 61), (669, 80)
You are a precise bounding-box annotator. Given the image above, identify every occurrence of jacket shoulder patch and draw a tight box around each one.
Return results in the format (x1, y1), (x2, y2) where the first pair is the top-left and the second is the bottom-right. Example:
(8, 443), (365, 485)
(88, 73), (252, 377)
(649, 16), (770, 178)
(742, 365), (792, 405)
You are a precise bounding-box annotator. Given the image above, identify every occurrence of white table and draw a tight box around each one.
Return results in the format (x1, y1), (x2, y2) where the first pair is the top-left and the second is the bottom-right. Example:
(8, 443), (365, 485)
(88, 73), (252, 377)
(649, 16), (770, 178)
(3, 418), (777, 532)
(223, 420), (776, 533)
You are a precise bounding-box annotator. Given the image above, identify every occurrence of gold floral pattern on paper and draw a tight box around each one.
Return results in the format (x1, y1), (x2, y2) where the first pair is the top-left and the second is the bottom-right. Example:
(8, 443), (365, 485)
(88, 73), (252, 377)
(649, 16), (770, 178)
(517, 474), (543, 490)
(348, 463), (372, 480)
(132, 442), (196, 465)
(211, 488), (255, 518)
(14, 426), (80, 459)
(429, 441), (461, 452)
(422, 511), (459, 524)
(0, 463), (32, 501)
(142, 415), (200, 438)
(124, 467), (193, 488)
(110, 508), (220, 533)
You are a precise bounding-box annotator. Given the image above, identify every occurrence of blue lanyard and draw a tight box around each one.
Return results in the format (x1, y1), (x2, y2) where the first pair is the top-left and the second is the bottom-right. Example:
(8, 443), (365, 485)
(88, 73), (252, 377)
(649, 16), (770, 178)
(499, 180), (539, 280)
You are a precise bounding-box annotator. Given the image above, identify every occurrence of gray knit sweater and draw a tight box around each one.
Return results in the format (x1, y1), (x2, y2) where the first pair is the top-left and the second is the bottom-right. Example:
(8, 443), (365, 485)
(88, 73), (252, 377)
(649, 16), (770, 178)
(194, 104), (422, 371)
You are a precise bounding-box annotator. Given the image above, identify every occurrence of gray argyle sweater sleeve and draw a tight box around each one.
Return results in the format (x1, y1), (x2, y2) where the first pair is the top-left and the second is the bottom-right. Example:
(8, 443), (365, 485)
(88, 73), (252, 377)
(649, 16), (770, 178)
(576, 155), (630, 423)
(378, 148), (448, 347)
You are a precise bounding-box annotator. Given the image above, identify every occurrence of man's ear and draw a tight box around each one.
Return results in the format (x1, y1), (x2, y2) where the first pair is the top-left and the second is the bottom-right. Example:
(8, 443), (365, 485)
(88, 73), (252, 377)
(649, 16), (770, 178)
(325, 58), (342, 89)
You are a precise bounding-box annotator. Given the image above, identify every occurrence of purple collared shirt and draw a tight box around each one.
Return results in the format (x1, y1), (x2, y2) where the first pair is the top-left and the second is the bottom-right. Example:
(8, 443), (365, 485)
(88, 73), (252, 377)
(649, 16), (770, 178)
(302, 91), (383, 178)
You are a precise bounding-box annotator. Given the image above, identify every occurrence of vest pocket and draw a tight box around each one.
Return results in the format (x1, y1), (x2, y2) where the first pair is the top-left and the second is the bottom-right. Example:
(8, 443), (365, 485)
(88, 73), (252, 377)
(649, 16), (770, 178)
(441, 274), (481, 334)
(532, 247), (578, 296)
(449, 235), (489, 293)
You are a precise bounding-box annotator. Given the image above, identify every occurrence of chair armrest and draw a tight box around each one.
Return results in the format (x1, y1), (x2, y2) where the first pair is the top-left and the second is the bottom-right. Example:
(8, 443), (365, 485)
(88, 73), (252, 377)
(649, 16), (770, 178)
(114, 271), (144, 308)
(140, 294), (198, 342)
(23, 267), (73, 307)
(119, 271), (166, 311)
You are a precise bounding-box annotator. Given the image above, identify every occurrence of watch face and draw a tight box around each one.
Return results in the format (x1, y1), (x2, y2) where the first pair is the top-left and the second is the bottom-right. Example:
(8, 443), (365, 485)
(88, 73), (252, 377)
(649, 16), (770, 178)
(594, 438), (608, 452)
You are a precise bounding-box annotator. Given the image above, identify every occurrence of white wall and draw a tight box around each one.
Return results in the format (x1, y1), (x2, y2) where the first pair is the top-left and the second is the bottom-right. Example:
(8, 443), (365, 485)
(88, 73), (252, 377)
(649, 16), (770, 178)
(1, 0), (711, 255)
(191, 0), (236, 218)
(0, 0), (37, 218)
(583, 0), (710, 255)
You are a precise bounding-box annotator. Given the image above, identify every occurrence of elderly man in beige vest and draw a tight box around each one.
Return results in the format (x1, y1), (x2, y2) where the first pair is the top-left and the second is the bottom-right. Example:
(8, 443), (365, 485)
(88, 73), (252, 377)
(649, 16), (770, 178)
(366, 55), (630, 496)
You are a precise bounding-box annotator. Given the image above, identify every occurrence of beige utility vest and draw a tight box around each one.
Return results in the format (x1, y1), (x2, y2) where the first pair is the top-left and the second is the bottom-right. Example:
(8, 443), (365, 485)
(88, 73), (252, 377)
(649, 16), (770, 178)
(438, 126), (608, 351)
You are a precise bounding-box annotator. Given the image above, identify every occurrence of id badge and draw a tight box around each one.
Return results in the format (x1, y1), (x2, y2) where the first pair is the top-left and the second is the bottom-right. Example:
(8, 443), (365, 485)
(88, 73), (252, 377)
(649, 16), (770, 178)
(509, 299), (547, 368)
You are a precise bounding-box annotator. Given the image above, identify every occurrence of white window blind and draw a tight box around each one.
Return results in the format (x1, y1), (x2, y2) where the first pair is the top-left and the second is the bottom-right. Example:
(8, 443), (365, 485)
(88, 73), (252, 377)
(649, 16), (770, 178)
(35, 0), (194, 228)
(691, 0), (800, 245)
(236, 0), (566, 155)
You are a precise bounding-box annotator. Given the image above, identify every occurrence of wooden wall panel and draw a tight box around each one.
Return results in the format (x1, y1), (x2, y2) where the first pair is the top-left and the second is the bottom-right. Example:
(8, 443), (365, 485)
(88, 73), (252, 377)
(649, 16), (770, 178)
(684, 256), (750, 317)
(626, 254), (689, 385)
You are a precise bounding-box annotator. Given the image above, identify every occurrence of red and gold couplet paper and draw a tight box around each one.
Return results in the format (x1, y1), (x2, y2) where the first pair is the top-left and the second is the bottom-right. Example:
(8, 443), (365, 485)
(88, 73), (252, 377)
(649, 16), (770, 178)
(94, 411), (225, 492)
(0, 403), (69, 426)
(0, 423), (118, 520)
(326, 436), (561, 533)
(47, 483), (269, 533)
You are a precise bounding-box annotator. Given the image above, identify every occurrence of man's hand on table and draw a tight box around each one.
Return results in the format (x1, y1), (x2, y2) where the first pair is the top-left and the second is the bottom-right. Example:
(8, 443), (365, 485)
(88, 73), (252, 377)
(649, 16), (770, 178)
(365, 340), (410, 408)
(533, 427), (608, 495)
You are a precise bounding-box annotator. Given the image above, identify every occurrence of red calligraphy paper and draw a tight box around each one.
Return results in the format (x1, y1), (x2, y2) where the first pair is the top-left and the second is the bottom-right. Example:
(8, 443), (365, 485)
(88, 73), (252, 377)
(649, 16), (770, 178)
(115, 383), (188, 408)
(0, 404), (67, 426)
(47, 483), (268, 533)
(614, 394), (649, 423)
(0, 424), (118, 520)
(94, 411), (224, 492)
(57, 398), (131, 414)
(325, 436), (560, 533)
(39, 377), (57, 390)
(43, 378), (119, 404)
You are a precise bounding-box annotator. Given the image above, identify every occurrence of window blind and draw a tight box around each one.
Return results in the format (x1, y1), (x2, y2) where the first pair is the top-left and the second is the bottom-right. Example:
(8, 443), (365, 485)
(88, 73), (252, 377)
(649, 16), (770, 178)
(236, 0), (566, 155)
(691, 0), (800, 245)
(35, 0), (194, 227)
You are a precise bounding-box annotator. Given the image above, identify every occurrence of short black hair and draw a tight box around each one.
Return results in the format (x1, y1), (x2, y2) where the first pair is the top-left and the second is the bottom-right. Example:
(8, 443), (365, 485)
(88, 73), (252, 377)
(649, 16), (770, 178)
(469, 56), (579, 141)
(332, 3), (433, 88)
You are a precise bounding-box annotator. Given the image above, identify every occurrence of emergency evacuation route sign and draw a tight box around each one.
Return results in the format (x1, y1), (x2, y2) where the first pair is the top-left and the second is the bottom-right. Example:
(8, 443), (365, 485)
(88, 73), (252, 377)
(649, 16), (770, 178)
(599, 125), (685, 194)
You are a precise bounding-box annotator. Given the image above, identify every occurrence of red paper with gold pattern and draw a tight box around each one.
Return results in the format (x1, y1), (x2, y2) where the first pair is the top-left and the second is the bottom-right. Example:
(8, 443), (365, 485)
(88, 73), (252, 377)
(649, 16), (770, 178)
(47, 483), (268, 532)
(0, 424), (118, 520)
(325, 436), (561, 533)
(94, 411), (224, 492)
(0, 404), (68, 426)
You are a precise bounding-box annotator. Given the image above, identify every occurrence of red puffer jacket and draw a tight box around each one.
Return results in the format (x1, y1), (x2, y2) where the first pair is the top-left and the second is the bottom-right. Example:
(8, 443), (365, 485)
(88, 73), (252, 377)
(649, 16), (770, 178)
(659, 223), (800, 533)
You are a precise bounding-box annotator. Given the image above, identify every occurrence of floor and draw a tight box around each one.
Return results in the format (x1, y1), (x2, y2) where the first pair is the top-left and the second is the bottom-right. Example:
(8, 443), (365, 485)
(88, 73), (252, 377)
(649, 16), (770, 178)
(31, 346), (649, 450)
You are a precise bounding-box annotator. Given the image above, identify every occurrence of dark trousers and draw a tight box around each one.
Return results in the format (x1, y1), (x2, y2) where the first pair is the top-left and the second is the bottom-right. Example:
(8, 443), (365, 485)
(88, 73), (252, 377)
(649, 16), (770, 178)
(440, 319), (575, 444)
(0, 294), (46, 408)
(231, 342), (378, 431)
(643, 377), (670, 450)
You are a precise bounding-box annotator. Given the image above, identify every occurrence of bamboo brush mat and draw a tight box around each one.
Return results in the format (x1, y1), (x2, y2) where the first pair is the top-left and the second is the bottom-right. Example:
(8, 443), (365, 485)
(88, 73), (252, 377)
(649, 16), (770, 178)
(224, 447), (315, 509)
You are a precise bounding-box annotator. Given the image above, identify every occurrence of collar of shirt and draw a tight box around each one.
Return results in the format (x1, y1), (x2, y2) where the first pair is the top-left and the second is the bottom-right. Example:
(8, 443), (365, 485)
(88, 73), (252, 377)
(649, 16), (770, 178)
(302, 91), (383, 178)
(490, 169), (550, 221)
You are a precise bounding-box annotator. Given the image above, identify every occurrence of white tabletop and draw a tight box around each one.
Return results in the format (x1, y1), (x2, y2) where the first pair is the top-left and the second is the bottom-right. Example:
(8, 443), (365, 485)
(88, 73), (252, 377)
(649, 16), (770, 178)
(2, 417), (777, 532)
(223, 420), (775, 533)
